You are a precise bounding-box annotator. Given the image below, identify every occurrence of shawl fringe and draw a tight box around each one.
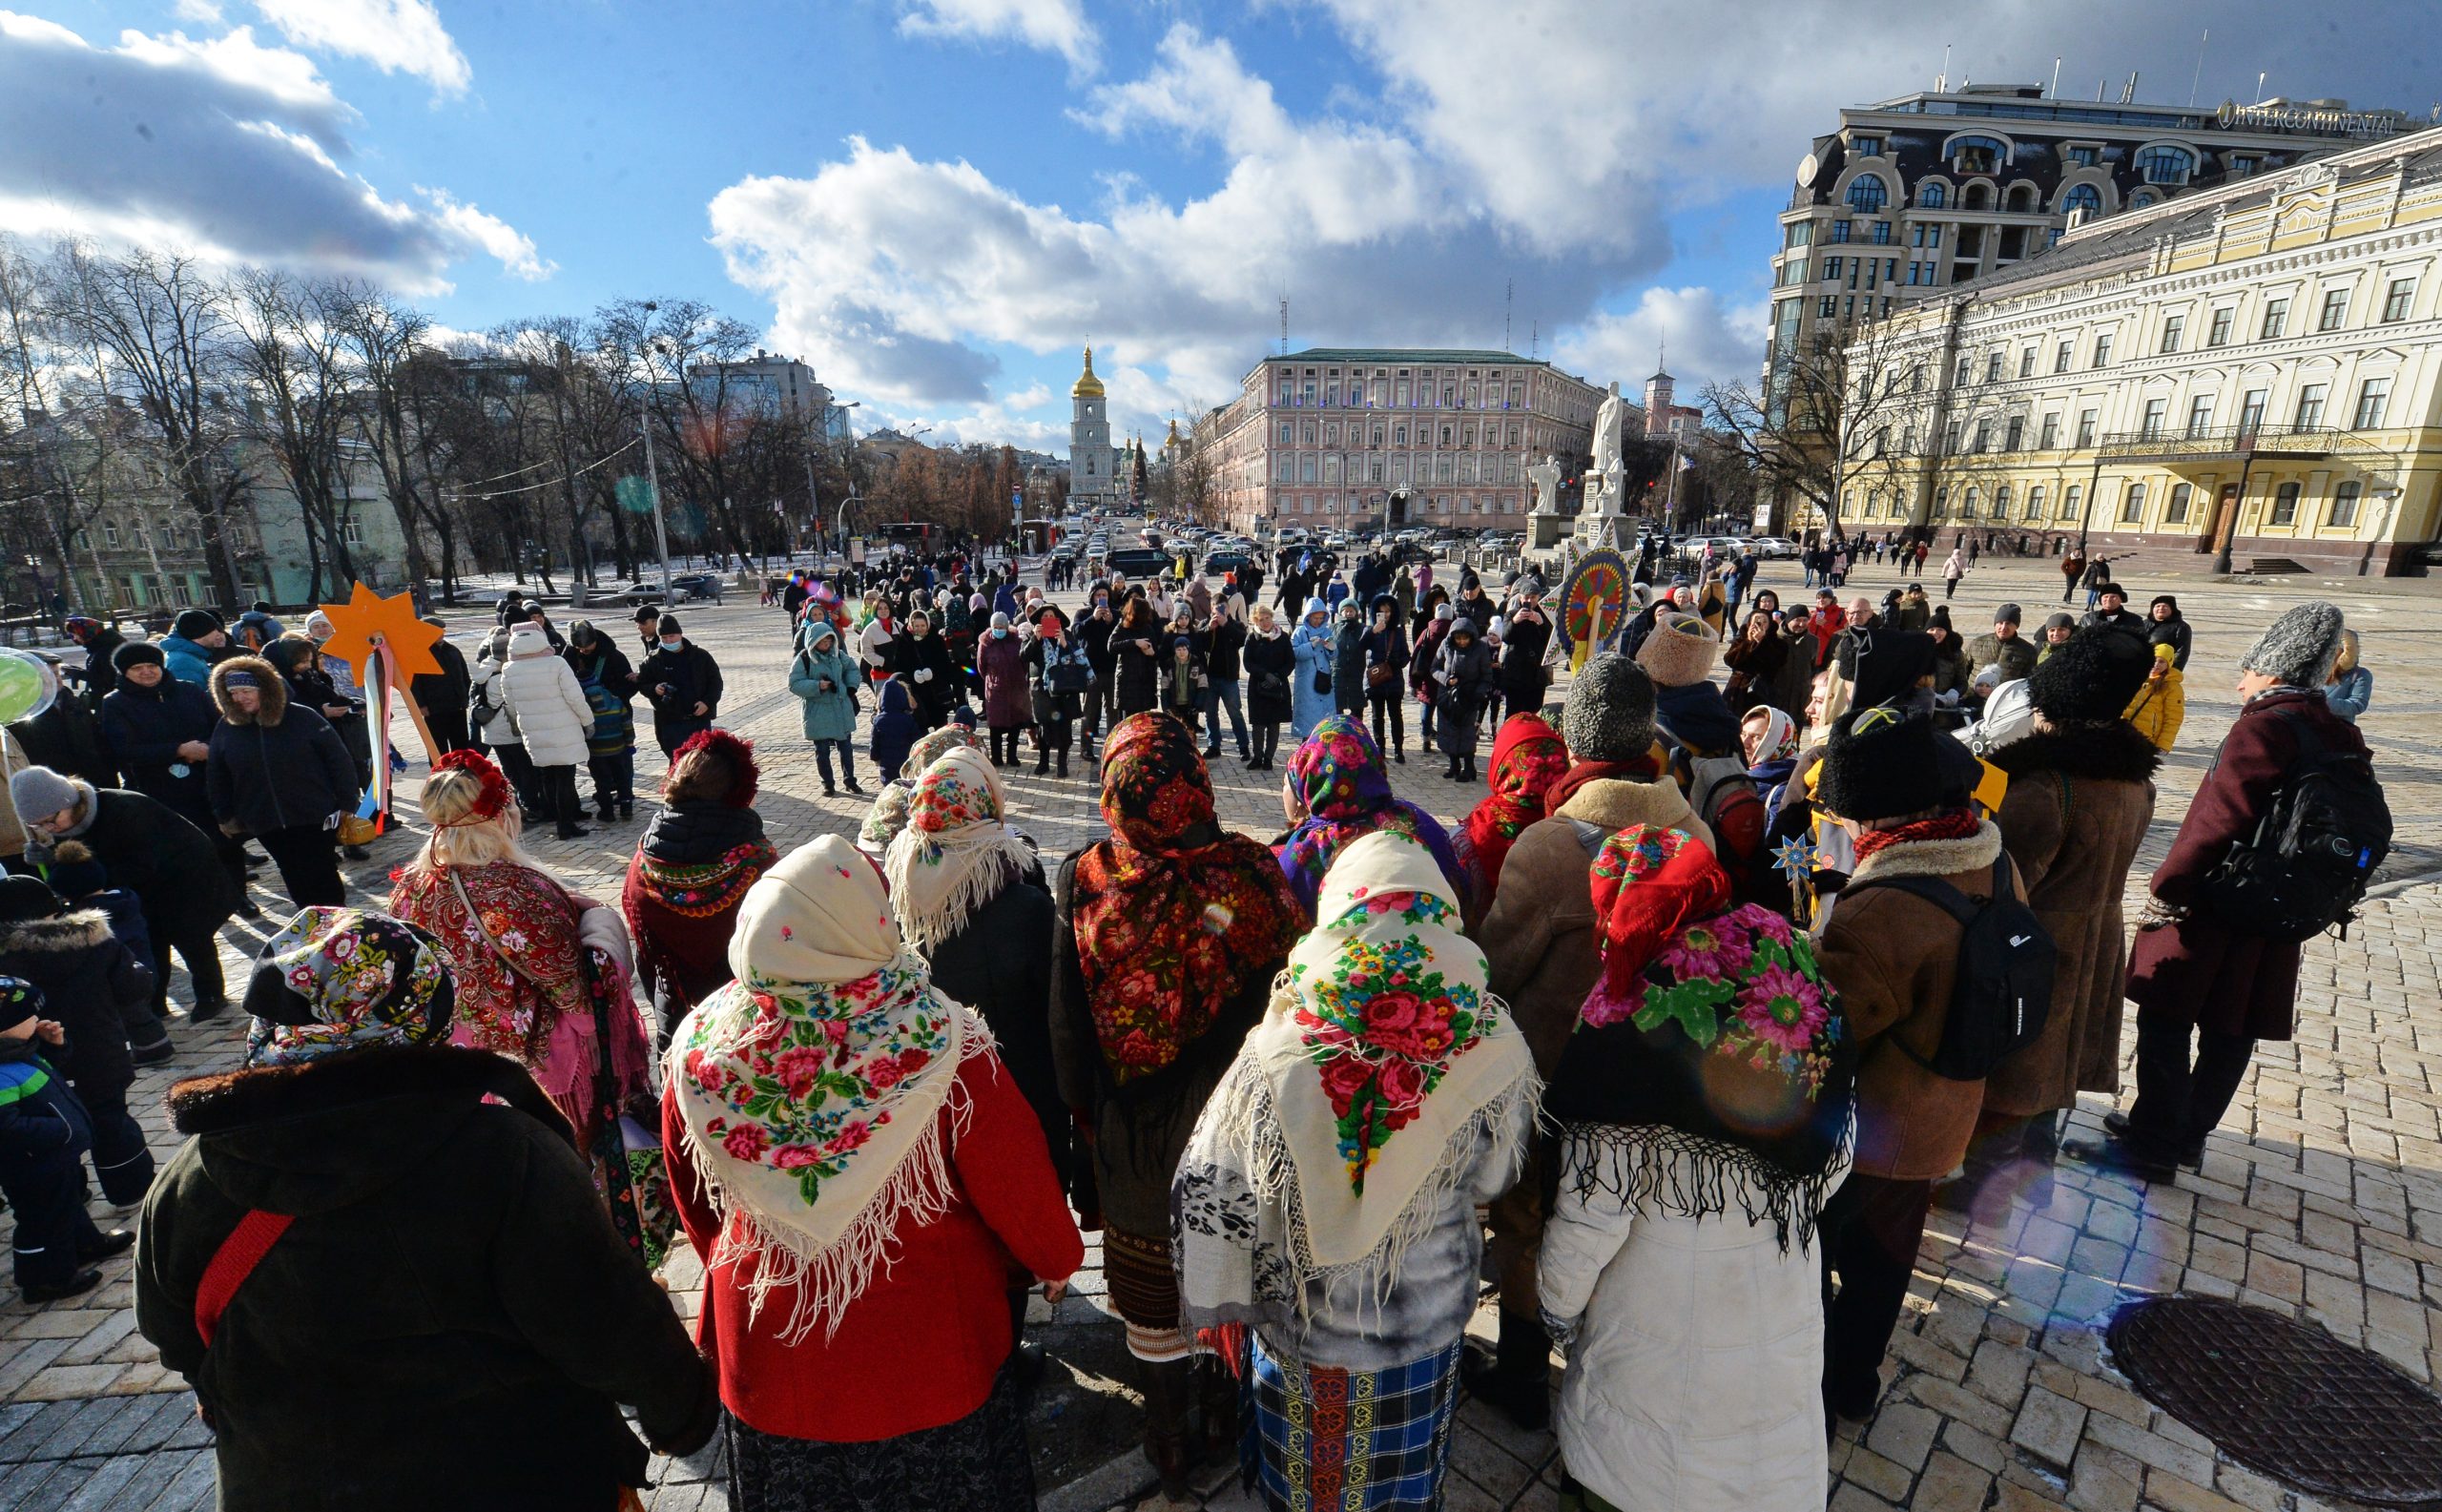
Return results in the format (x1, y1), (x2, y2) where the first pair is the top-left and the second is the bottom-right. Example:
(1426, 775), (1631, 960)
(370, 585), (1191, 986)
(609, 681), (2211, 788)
(891, 837), (1036, 953)
(1203, 1009), (1540, 1331)
(671, 1008), (998, 1345)
(1559, 1119), (1851, 1254)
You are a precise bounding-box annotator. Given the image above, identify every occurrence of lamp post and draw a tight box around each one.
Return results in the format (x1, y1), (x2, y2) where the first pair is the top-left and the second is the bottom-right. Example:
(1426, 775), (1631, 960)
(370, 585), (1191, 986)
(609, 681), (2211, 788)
(636, 303), (673, 601)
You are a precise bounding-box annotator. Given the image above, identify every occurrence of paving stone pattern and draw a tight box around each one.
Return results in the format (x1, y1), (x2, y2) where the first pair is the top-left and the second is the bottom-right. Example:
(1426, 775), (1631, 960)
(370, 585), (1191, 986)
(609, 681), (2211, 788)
(4, 555), (2441, 1510)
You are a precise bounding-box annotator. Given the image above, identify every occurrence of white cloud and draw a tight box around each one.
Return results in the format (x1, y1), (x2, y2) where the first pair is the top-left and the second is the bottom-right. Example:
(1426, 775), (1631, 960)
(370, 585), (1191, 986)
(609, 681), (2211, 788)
(897, 0), (1094, 74)
(1552, 287), (1773, 405)
(172, 0), (225, 22)
(0, 12), (539, 290)
(251, 0), (469, 95)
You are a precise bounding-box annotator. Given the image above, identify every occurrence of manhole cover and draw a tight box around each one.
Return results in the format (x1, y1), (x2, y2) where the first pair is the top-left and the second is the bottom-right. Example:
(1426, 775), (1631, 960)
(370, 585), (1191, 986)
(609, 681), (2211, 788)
(2108, 1297), (2442, 1507)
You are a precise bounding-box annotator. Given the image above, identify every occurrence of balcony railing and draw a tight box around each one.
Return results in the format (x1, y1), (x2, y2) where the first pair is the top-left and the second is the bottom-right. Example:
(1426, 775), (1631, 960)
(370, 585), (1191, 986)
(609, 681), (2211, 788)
(2097, 424), (2343, 464)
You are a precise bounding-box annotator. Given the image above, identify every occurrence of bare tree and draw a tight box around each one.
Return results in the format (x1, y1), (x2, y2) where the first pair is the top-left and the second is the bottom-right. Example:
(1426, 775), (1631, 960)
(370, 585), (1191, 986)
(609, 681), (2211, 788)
(328, 285), (452, 593)
(229, 269), (366, 598)
(1700, 314), (1921, 544)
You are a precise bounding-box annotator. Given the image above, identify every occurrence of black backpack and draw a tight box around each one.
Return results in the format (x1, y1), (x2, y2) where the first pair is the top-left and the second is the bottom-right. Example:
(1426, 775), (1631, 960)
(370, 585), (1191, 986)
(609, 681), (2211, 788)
(1848, 855), (2053, 1081)
(2202, 709), (2391, 942)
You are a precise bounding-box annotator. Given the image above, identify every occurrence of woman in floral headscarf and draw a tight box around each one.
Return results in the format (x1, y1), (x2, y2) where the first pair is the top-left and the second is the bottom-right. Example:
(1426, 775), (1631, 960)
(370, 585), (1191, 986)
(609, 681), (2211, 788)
(1276, 713), (1469, 918)
(1048, 711), (1306, 1499)
(1175, 831), (1537, 1512)
(622, 731), (780, 1046)
(1453, 711), (1570, 920)
(665, 836), (1082, 1512)
(1536, 826), (1855, 1512)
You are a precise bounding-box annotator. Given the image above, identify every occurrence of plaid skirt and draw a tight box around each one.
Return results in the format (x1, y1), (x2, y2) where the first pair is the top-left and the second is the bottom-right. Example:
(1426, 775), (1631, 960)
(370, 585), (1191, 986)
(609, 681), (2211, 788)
(1245, 1336), (1465, 1511)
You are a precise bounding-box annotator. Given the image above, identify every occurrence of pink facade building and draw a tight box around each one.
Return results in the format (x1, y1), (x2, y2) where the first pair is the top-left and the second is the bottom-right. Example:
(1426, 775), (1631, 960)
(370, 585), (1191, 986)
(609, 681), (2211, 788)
(1196, 348), (1604, 532)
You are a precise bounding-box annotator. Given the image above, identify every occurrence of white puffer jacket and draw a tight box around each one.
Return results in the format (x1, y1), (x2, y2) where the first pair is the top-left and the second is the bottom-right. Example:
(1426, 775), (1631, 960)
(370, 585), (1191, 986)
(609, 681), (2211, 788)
(500, 625), (593, 767)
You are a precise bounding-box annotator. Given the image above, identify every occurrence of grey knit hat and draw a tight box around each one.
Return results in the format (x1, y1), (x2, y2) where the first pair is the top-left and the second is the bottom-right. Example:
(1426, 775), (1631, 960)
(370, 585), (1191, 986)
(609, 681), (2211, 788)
(2240, 602), (2347, 688)
(9, 766), (79, 824)
(1561, 654), (1657, 762)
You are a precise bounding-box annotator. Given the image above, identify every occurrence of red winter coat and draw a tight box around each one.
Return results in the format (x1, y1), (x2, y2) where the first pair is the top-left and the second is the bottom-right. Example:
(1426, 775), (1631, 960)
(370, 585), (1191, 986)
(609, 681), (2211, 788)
(979, 632), (1032, 730)
(665, 1050), (1083, 1442)
(1807, 605), (1848, 669)
(2125, 687), (2368, 1042)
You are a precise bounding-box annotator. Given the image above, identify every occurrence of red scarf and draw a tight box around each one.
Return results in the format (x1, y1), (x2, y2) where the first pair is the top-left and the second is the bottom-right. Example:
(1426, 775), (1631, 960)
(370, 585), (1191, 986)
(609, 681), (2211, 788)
(1543, 750), (1666, 817)
(1460, 714), (1569, 897)
(1852, 807), (1979, 862)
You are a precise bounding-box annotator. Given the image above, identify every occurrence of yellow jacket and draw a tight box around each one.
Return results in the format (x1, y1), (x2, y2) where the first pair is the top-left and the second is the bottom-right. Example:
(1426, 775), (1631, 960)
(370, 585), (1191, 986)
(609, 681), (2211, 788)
(2124, 659), (2184, 750)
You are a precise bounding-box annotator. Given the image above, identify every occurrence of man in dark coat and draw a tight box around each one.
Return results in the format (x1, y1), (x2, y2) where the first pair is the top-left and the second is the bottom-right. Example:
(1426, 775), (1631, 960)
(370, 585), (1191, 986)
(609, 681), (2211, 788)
(637, 615), (725, 757)
(1499, 590), (1554, 715)
(62, 617), (124, 707)
(410, 620), (474, 755)
(96, 641), (255, 915)
(2078, 583), (2148, 642)
(10, 674), (117, 791)
(2073, 603), (2362, 1181)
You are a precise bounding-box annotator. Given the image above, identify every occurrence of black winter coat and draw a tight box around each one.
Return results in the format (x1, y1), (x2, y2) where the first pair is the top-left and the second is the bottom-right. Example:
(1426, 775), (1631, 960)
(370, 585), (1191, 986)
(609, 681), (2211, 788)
(1332, 620), (1369, 713)
(1207, 618), (1247, 682)
(206, 668), (361, 839)
(99, 677), (221, 831)
(920, 861), (1069, 1191)
(65, 787), (237, 941)
(0, 908), (152, 1102)
(886, 631), (960, 721)
(1110, 622), (1163, 714)
(11, 697), (117, 791)
(135, 1045), (716, 1512)
(410, 635), (472, 720)
(1244, 629), (1296, 724)
(1499, 611), (1554, 703)
(637, 641), (725, 721)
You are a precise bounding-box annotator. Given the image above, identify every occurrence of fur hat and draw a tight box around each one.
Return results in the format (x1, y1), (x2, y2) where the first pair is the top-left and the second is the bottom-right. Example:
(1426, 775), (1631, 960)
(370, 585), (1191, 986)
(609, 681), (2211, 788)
(2240, 602), (2346, 688)
(1634, 612), (1721, 689)
(1817, 707), (1948, 822)
(2025, 630), (2154, 723)
(111, 640), (165, 673)
(1561, 654), (1658, 762)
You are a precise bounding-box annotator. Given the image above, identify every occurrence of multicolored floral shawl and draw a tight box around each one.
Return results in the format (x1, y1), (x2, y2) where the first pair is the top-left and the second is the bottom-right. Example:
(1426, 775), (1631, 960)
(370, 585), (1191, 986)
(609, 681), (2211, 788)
(1456, 713), (1569, 901)
(1542, 825), (1855, 1251)
(1276, 714), (1469, 916)
(1070, 713), (1306, 1087)
(883, 748), (1037, 951)
(668, 836), (993, 1342)
(242, 906), (455, 1067)
(1176, 831), (1536, 1320)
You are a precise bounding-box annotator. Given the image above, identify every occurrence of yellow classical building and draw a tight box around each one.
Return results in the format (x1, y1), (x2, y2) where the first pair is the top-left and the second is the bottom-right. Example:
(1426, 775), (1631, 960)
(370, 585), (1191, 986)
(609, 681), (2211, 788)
(1849, 123), (2442, 575)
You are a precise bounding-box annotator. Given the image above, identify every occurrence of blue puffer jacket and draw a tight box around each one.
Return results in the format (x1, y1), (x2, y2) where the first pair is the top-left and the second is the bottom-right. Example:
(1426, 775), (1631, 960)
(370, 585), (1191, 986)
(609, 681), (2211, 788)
(1290, 600), (1336, 738)
(158, 634), (217, 688)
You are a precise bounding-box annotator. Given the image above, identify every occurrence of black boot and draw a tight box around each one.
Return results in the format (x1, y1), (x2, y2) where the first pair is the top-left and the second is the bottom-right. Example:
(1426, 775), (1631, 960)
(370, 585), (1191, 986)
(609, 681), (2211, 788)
(1056, 754), (1069, 778)
(1140, 1357), (1195, 1501)
(1459, 1311), (1550, 1432)
(1036, 753), (1049, 776)
(1194, 1354), (1239, 1461)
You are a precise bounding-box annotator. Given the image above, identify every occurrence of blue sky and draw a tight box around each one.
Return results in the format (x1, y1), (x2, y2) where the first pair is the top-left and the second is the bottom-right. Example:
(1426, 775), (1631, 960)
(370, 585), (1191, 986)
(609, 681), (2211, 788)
(5, 1), (2433, 451)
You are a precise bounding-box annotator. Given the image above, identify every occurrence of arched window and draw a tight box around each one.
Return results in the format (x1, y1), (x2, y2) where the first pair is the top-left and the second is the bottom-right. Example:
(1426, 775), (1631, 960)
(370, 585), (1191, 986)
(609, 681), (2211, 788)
(2130, 189), (2157, 210)
(2006, 182), (2039, 213)
(1918, 181), (1947, 209)
(2026, 485), (2046, 519)
(1962, 487), (1980, 518)
(2061, 484), (2081, 520)
(2328, 481), (2364, 528)
(2120, 482), (2147, 524)
(1846, 175), (1889, 213)
(2270, 481), (2302, 527)
(2061, 184), (2101, 217)
(1949, 136), (2005, 176)
(1963, 182), (1994, 212)
(1995, 485), (2012, 517)
(2137, 145), (2195, 185)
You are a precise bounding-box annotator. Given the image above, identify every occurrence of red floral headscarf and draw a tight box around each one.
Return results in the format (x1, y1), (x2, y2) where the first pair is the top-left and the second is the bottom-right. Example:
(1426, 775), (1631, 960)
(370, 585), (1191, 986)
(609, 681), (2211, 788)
(1459, 713), (1570, 899)
(1072, 714), (1305, 1085)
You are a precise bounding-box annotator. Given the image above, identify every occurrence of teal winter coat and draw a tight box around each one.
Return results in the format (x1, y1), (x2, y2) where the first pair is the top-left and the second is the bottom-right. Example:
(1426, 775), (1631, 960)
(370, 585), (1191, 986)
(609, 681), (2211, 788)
(789, 630), (864, 743)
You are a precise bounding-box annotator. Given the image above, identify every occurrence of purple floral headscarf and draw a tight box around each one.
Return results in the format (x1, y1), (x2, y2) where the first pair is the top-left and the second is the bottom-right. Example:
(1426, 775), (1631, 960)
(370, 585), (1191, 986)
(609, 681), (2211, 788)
(1275, 714), (1470, 916)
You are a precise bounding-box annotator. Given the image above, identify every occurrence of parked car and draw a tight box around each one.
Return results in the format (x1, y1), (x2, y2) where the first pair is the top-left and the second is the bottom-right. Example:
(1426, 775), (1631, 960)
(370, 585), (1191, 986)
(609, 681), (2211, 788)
(1746, 535), (1802, 559)
(1102, 547), (1174, 579)
(1203, 549), (1253, 576)
(671, 571), (725, 602)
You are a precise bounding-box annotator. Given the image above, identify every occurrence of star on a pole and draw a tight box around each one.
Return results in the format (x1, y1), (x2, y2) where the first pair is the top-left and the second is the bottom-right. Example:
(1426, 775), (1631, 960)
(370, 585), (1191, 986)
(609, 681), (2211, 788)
(316, 583), (444, 681)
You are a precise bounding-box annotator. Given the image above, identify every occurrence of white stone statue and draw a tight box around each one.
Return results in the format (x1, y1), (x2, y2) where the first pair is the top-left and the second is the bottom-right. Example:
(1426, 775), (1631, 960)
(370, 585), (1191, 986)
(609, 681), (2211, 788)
(1590, 381), (1626, 479)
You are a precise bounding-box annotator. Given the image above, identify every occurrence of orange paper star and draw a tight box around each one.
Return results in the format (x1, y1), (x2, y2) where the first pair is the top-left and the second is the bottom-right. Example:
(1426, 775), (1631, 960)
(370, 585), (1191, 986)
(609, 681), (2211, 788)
(317, 582), (444, 681)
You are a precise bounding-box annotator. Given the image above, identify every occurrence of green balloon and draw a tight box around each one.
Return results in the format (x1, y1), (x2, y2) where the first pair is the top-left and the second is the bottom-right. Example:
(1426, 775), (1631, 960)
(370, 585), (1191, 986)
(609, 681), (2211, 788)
(0, 651), (55, 725)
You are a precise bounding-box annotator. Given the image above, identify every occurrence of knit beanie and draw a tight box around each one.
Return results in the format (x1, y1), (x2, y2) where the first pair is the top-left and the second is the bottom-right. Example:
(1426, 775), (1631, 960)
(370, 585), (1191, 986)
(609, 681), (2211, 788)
(0, 977), (43, 1035)
(2152, 594), (2180, 613)
(0, 876), (61, 925)
(1634, 612), (1721, 689)
(656, 615), (684, 637)
(1817, 707), (1948, 822)
(2240, 602), (2346, 688)
(9, 767), (78, 825)
(111, 640), (166, 674)
(1993, 603), (2022, 627)
(1561, 654), (1658, 762)
(40, 842), (107, 901)
(171, 608), (221, 641)
(2025, 630), (2154, 723)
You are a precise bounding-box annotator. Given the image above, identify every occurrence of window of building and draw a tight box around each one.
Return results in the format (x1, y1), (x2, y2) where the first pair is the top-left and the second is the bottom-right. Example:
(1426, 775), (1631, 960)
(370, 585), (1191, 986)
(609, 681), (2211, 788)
(2141, 398), (2167, 438)
(341, 519), (365, 548)
(1996, 485), (2012, 517)
(1956, 359), (1973, 386)
(1972, 420), (1991, 452)
(2354, 377), (2391, 428)
(1822, 255), (1841, 280)
(1962, 487), (1979, 517)
(102, 521), (119, 548)
(2061, 183), (2101, 217)
(1847, 176), (1888, 213)
(1918, 181), (1947, 209)
(1276, 423), (1291, 443)
(1985, 350), (2004, 383)
(2067, 145), (2098, 168)
(2294, 383), (2327, 428)
(2269, 482), (2302, 527)
(2238, 387), (2267, 434)
(2137, 146), (2194, 185)
(1934, 486), (1950, 518)
(2038, 412), (2059, 448)
(2383, 279), (2414, 322)
(2092, 331), (2113, 366)
(1951, 136), (2002, 176)
(2229, 155), (2258, 177)
(2261, 298), (2288, 340)
(2319, 287), (2350, 332)
(2207, 307), (2234, 347)
(2186, 395), (2215, 436)
(2055, 339), (2074, 373)
(2076, 409), (2098, 447)
(2329, 480), (2364, 528)
(2005, 417), (2024, 450)
(1831, 220), (1852, 243)
(2027, 485), (2046, 518)
(1819, 297), (1838, 319)
(2010, 346), (2032, 379)
(2165, 483), (2193, 523)
(2120, 482), (2147, 523)
(1963, 182), (1994, 212)
(2160, 314), (2184, 354)
(1854, 135), (1883, 156)
(2061, 484), (2081, 520)
(1871, 220), (1893, 245)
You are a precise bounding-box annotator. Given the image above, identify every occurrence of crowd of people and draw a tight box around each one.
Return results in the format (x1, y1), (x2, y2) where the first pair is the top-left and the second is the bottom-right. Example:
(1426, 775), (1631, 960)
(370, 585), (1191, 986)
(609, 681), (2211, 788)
(0, 536), (2391, 1512)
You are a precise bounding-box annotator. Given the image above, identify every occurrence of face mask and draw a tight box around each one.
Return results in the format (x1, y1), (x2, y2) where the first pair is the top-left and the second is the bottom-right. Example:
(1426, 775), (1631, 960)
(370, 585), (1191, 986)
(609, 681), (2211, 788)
(660, 637), (682, 651)
(990, 628), (1009, 640)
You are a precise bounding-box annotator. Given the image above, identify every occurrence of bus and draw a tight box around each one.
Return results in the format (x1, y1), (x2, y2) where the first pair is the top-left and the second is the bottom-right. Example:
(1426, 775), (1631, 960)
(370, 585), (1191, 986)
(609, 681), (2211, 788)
(876, 521), (935, 553)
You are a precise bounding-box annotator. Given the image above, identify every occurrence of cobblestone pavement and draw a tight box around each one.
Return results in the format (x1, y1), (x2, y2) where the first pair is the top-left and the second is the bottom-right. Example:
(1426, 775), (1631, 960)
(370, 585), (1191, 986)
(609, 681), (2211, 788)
(3, 554), (2439, 1511)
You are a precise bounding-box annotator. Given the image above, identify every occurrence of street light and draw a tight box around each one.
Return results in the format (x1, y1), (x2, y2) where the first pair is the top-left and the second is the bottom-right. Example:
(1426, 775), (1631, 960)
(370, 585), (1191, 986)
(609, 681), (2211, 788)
(636, 303), (674, 601)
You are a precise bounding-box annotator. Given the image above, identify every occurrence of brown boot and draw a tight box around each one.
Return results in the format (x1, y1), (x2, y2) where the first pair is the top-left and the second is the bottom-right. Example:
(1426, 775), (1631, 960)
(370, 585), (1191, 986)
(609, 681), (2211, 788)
(1140, 1357), (1195, 1500)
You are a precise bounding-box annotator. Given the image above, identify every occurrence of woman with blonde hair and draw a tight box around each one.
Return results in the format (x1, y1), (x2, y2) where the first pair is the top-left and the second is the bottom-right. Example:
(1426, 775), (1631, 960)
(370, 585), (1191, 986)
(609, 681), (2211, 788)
(392, 750), (668, 1259)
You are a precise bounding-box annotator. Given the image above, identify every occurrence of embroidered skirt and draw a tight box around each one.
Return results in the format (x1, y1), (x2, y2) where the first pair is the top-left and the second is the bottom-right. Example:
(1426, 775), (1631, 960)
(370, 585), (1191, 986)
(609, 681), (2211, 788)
(1103, 1224), (1194, 1361)
(723, 1360), (1035, 1512)
(1246, 1336), (1465, 1512)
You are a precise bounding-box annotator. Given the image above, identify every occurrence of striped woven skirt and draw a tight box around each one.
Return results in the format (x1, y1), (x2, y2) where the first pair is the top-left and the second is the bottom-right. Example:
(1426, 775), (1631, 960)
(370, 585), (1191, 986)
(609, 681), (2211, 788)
(1103, 1224), (1195, 1362)
(1245, 1336), (1465, 1511)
